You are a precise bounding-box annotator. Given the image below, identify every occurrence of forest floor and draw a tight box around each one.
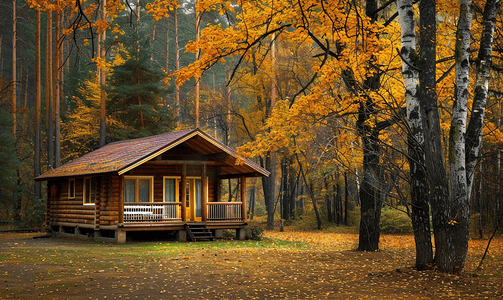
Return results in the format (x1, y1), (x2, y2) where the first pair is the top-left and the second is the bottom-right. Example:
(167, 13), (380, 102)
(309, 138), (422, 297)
(0, 230), (502, 299)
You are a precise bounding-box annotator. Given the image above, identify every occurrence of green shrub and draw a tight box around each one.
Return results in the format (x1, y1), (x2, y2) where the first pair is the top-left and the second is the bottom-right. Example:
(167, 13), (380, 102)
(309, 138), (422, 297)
(222, 229), (235, 240)
(254, 204), (267, 217)
(244, 226), (265, 240)
(380, 208), (413, 234)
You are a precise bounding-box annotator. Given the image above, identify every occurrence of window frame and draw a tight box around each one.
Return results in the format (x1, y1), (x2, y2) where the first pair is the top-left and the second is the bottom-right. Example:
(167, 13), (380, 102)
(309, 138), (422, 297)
(83, 177), (97, 205)
(68, 178), (75, 199)
(123, 176), (154, 203)
(163, 176), (180, 203)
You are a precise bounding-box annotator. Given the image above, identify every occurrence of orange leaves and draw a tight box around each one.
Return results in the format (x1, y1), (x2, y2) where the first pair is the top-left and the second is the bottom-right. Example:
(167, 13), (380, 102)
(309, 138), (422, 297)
(94, 19), (109, 34)
(146, 0), (178, 21)
(194, 0), (235, 15)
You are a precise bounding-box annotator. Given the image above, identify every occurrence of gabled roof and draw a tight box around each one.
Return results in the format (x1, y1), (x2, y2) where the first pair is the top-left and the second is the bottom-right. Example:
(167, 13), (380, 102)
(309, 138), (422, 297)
(36, 129), (269, 181)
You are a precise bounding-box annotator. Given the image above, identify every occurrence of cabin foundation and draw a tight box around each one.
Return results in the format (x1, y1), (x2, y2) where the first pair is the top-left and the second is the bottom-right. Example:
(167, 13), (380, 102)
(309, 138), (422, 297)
(176, 230), (187, 242)
(116, 231), (126, 244)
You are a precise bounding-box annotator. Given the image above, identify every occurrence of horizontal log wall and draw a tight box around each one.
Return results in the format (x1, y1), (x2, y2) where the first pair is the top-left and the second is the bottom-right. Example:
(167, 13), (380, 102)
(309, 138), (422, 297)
(48, 178), (98, 227)
(99, 175), (120, 226)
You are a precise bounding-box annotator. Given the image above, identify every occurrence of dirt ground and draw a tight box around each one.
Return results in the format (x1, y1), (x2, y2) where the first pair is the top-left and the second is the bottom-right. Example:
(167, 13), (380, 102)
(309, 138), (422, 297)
(1, 232), (502, 299)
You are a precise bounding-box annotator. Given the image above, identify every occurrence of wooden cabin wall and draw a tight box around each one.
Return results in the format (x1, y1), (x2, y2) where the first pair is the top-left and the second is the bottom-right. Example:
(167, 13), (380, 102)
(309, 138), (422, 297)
(46, 175), (121, 229)
(47, 178), (97, 228)
(97, 175), (119, 227)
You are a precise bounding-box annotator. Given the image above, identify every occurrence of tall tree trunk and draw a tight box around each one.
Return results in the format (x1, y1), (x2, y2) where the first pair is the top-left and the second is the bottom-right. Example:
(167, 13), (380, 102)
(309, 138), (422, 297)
(54, 5), (61, 168)
(474, 161), (484, 239)
(449, 0), (473, 272)
(248, 183), (255, 220)
(353, 0), (383, 252)
(344, 173), (348, 225)
(261, 154), (275, 230)
(46, 9), (53, 169)
(466, 0), (499, 198)
(397, 0), (434, 270)
(12, 0), (17, 140)
(293, 150), (321, 230)
(265, 33), (278, 229)
(324, 177), (332, 223)
(174, 4), (180, 126)
(165, 19), (169, 106)
(336, 180), (342, 225)
(0, 36), (3, 78)
(226, 69), (232, 144)
(418, 0), (453, 273)
(358, 130), (382, 251)
(99, 0), (107, 147)
(459, 0), (499, 272)
(332, 179), (338, 225)
(34, 8), (42, 201)
(194, 2), (202, 128)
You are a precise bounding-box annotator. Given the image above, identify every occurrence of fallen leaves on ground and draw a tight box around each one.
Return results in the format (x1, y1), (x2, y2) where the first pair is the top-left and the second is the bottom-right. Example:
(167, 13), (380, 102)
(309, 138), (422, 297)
(0, 231), (502, 299)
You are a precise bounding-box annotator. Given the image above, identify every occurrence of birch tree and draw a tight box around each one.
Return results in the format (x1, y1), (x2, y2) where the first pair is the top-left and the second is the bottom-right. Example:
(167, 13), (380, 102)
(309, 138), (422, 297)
(449, 0), (473, 273)
(396, 0), (433, 270)
(413, 0), (499, 273)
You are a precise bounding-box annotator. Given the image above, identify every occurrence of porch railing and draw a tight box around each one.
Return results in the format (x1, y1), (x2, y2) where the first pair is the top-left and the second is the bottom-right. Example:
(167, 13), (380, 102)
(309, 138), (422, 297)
(207, 202), (243, 222)
(123, 202), (181, 223)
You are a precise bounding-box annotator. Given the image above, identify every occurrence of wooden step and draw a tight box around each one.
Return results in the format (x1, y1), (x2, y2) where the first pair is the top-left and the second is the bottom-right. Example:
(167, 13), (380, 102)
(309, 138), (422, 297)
(184, 223), (214, 242)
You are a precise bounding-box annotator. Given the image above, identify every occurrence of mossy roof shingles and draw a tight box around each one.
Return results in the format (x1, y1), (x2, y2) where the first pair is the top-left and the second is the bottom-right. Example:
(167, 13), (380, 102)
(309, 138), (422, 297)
(36, 129), (269, 180)
(37, 129), (196, 180)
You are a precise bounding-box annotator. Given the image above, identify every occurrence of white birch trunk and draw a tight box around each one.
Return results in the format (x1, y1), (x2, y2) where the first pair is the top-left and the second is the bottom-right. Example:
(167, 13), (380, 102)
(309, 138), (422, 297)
(397, 0), (433, 269)
(397, 0), (422, 142)
(465, 0), (499, 199)
(449, 0), (472, 272)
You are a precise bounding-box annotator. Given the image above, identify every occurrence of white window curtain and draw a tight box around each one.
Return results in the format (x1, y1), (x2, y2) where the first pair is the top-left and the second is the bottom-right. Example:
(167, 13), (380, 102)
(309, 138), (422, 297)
(124, 179), (135, 203)
(165, 178), (176, 202)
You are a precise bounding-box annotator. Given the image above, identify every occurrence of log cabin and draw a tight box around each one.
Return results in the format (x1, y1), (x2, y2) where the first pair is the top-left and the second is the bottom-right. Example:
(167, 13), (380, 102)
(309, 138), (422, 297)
(36, 129), (269, 243)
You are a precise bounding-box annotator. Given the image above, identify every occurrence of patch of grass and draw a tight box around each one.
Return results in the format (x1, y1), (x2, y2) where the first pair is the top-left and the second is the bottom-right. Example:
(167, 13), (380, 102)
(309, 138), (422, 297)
(323, 225), (359, 234)
(380, 207), (413, 234)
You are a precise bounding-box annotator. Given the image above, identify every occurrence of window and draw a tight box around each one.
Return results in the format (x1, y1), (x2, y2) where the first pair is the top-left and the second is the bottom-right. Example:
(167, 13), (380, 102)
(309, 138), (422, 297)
(84, 177), (97, 204)
(164, 178), (177, 202)
(68, 178), (75, 199)
(124, 176), (153, 203)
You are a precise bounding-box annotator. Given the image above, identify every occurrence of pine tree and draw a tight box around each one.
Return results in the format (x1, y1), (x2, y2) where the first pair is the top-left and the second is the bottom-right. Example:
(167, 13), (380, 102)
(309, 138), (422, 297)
(106, 23), (173, 140)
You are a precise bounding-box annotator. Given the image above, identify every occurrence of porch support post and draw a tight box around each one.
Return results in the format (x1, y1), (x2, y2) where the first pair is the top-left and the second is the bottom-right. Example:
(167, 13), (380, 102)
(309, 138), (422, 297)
(119, 175), (124, 224)
(202, 164), (207, 222)
(215, 167), (221, 202)
(241, 176), (247, 222)
(181, 164), (187, 222)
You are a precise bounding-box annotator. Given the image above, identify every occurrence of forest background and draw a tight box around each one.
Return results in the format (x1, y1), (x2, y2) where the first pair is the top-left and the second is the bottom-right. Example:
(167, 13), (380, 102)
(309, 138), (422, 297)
(0, 0), (502, 274)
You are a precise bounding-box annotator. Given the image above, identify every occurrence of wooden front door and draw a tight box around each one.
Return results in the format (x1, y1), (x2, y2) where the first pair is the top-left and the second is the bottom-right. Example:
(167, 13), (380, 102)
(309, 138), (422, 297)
(182, 178), (203, 222)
